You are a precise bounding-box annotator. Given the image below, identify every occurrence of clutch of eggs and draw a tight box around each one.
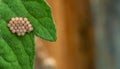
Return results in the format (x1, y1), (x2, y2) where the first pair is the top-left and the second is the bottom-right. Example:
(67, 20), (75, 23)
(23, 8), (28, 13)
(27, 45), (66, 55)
(8, 17), (33, 36)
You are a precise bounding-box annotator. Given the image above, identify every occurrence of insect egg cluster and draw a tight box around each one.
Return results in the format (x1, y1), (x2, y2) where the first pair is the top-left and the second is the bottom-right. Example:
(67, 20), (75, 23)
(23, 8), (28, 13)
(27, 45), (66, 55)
(8, 17), (33, 36)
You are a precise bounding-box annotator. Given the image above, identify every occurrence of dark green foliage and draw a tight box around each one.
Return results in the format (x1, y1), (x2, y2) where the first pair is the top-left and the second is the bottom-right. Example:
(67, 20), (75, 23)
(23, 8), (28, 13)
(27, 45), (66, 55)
(0, 0), (56, 69)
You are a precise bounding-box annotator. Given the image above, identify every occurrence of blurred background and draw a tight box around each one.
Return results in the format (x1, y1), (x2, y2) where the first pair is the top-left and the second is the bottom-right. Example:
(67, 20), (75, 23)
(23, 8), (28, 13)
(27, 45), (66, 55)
(35, 0), (120, 69)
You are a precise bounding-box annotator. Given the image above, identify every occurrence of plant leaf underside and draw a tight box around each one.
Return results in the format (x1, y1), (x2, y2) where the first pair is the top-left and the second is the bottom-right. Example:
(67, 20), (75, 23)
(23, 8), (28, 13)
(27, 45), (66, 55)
(0, 0), (56, 69)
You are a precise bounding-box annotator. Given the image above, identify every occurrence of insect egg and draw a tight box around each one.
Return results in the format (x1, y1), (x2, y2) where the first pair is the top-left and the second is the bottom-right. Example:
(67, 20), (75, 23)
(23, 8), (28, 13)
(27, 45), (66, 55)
(8, 17), (33, 36)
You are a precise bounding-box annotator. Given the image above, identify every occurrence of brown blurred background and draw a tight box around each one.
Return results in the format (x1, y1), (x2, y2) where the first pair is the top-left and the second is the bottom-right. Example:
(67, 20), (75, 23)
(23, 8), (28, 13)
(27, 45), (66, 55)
(35, 0), (95, 69)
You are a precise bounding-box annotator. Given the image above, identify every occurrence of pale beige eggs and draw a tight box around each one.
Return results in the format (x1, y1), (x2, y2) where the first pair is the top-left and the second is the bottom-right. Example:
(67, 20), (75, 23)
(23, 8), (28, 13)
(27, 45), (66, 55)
(8, 17), (33, 36)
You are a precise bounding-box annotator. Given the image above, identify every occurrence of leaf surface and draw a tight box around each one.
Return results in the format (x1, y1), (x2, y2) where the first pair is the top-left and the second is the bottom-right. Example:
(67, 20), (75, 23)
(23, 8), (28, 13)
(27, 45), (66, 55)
(0, 0), (56, 69)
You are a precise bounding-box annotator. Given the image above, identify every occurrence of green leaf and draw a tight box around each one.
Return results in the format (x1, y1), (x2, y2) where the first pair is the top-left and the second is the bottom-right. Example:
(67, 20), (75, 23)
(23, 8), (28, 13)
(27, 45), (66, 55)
(23, 1), (57, 41)
(1, 0), (57, 41)
(0, 0), (56, 69)
(0, 20), (35, 69)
